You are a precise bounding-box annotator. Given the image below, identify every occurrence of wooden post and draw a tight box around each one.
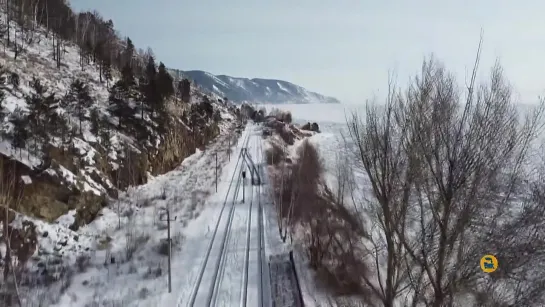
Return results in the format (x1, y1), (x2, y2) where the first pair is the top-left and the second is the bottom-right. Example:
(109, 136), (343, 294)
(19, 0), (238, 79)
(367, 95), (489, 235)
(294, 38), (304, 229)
(160, 206), (177, 293)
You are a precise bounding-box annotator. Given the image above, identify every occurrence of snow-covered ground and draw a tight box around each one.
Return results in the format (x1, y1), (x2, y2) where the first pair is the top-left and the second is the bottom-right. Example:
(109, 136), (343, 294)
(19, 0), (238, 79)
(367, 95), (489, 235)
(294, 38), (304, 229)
(38, 121), (277, 307)
(194, 126), (266, 307)
(18, 123), (241, 306)
(261, 102), (545, 307)
(160, 123), (268, 307)
(261, 103), (352, 307)
(0, 10), (247, 307)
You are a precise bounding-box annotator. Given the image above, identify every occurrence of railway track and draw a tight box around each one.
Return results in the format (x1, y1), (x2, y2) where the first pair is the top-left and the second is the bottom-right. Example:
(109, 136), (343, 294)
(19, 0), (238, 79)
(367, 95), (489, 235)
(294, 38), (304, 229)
(183, 123), (267, 307)
(256, 129), (269, 307)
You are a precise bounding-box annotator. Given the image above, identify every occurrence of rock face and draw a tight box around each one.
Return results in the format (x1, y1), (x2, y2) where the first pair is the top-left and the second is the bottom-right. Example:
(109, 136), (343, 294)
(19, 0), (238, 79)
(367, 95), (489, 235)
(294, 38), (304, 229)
(4, 100), (227, 226)
(0, 31), (236, 231)
(171, 69), (340, 105)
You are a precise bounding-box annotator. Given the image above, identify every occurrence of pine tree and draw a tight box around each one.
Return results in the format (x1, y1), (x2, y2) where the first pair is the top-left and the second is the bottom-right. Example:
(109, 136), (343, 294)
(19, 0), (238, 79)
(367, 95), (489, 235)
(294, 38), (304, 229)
(57, 114), (71, 148)
(121, 63), (136, 89)
(9, 108), (29, 157)
(66, 79), (93, 136)
(157, 62), (174, 99)
(47, 109), (61, 136)
(123, 37), (135, 68)
(26, 78), (47, 151)
(8, 72), (19, 89)
(40, 93), (59, 144)
(109, 80), (136, 119)
(109, 61), (138, 119)
(103, 59), (112, 87)
(0, 89), (5, 123)
(142, 55), (158, 118)
(89, 108), (100, 137)
(99, 125), (111, 151)
(181, 78), (191, 103)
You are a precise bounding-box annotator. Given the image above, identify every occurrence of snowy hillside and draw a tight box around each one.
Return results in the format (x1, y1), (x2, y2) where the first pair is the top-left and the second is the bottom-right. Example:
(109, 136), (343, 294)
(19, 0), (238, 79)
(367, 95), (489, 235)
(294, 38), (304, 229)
(169, 69), (340, 104)
(0, 3), (242, 306)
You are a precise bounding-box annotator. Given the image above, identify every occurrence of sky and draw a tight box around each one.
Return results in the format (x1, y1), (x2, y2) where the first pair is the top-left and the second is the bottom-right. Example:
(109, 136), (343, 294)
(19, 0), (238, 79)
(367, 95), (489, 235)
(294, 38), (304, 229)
(69, 0), (545, 104)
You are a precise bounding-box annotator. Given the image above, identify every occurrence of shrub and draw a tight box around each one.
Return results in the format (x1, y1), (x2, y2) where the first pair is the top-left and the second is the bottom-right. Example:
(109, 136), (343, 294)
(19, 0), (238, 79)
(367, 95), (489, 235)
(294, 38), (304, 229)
(281, 111), (292, 123)
(272, 139), (322, 222)
(274, 124), (294, 145)
(125, 230), (150, 261)
(265, 142), (285, 165)
(76, 254), (91, 273)
(270, 138), (369, 297)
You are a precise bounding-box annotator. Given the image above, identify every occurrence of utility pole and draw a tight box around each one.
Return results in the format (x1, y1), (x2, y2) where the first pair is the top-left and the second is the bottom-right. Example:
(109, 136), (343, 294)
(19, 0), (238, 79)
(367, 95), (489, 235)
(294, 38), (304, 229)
(242, 170), (246, 203)
(228, 134), (231, 161)
(215, 152), (218, 192)
(160, 206), (177, 293)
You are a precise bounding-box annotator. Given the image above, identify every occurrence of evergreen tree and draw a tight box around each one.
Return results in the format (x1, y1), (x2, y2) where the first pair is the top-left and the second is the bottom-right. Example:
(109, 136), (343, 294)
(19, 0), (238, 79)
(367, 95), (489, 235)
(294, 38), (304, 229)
(103, 59), (112, 87)
(9, 72), (19, 89)
(121, 63), (136, 89)
(109, 62), (138, 119)
(41, 93), (59, 144)
(9, 108), (29, 156)
(59, 91), (70, 109)
(144, 56), (156, 114)
(157, 62), (174, 99)
(47, 109), (61, 136)
(66, 79), (93, 135)
(25, 78), (61, 149)
(200, 95), (214, 119)
(109, 80), (137, 119)
(141, 55), (161, 118)
(122, 37), (135, 68)
(0, 68), (8, 124)
(99, 125), (111, 151)
(181, 78), (191, 103)
(57, 114), (71, 147)
(0, 89), (5, 123)
(89, 108), (100, 137)
(26, 78), (48, 150)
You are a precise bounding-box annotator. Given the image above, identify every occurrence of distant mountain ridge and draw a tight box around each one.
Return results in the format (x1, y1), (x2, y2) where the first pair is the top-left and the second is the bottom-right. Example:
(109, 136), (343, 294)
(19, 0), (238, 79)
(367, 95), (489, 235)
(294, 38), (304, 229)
(169, 69), (340, 104)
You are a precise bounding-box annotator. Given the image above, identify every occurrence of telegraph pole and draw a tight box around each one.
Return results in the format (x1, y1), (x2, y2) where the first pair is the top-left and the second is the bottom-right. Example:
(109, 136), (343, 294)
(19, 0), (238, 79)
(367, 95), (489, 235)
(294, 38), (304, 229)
(160, 206), (177, 293)
(228, 134), (231, 161)
(242, 169), (246, 203)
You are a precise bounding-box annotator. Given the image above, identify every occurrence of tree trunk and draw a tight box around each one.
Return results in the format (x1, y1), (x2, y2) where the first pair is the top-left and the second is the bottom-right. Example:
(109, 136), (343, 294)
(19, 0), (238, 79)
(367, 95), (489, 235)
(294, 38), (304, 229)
(99, 62), (103, 83)
(6, 0), (10, 46)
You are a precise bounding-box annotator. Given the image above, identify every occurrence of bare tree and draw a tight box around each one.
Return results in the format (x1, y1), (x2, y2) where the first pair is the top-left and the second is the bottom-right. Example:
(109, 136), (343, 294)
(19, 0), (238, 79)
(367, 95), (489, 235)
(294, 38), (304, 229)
(346, 44), (545, 306)
(77, 12), (91, 70)
(6, 0), (11, 48)
(277, 139), (288, 240)
(0, 159), (26, 307)
(346, 75), (411, 307)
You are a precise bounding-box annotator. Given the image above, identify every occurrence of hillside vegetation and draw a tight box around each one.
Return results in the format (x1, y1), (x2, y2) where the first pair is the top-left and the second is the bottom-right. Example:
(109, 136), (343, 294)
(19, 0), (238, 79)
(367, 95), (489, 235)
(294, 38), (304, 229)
(0, 0), (240, 304)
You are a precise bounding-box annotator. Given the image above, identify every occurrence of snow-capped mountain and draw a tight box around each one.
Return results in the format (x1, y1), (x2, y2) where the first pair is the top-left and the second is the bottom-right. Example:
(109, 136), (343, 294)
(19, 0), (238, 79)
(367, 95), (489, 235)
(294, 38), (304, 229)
(171, 69), (340, 104)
